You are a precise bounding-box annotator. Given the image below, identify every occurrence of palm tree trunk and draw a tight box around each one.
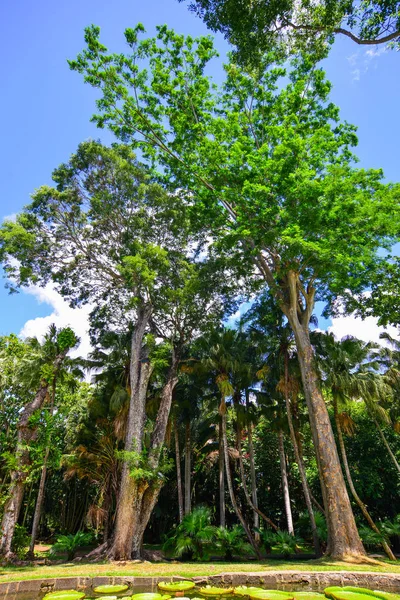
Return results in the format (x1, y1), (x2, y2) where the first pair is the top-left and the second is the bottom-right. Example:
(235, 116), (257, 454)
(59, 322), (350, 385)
(373, 417), (400, 474)
(245, 390), (259, 535)
(333, 398), (396, 561)
(284, 350), (321, 556)
(220, 402), (261, 558)
(236, 422), (278, 531)
(174, 423), (184, 523)
(28, 378), (57, 557)
(184, 420), (191, 515)
(218, 418), (225, 527)
(278, 429), (294, 535)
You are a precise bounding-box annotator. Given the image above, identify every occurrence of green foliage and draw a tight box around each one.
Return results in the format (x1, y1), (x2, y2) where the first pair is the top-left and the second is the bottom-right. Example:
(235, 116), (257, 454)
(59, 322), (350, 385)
(163, 506), (216, 560)
(296, 511), (328, 544)
(11, 524), (30, 559)
(258, 529), (302, 558)
(215, 525), (252, 560)
(180, 0), (400, 64)
(50, 531), (94, 561)
(358, 526), (387, 550)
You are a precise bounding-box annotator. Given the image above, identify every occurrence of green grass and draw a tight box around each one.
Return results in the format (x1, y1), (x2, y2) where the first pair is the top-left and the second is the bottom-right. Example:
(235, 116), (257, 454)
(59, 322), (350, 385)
(1, 558), (400, 583)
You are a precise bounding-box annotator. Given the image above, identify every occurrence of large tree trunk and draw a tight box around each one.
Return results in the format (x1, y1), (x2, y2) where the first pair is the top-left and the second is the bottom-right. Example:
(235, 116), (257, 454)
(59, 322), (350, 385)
(333, 400), (396, 561)
(108, 306), (152, 560)
(220, 402), (261, 558)
(218, 418), (226, 527)
(0, 347), (67, 559)
(175, 423), (184, 523)
(184, 420), (191, 515)
(284, 280), (365, 560)
(277, 429), (294, 535)
(283, 351), (321, 555)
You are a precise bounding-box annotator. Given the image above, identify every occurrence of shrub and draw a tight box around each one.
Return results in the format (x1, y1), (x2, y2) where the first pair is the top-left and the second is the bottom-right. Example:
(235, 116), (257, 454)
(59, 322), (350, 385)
(215, 525), (252, 560)
(50, 531), (93, 561)
(163, 506), (216, 561)
(11, 524), (30, 559)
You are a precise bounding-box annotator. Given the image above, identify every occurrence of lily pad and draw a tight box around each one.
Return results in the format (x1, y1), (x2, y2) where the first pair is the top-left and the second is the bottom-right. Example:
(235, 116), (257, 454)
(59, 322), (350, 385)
(235, 588), (264, 597)
(338, 589), (400, 600)
(43, 592), (85, 600)
(94, 586), (129, 595)
(132, 594), (166, 600)
(324, 591), (384, 600)
(248, 591), (294, 600)
(199, 587), (234, 596)
(158, 582), (195, 593)
(95, 596), (117, 600)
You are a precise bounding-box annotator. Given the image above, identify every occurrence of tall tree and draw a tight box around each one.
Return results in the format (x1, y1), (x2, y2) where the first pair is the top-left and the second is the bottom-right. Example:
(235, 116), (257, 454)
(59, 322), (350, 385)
(0, 142), (232, 560)
(180, 0), (400, 64)
(65, 27), (400, 557)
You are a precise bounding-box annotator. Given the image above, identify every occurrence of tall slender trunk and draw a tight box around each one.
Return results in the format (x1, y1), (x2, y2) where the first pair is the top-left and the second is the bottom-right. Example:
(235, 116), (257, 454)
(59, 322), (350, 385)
(277, 429), (294, 535)
(236, 422), (278, 531)
(283, 274), (365, 560)
(28, 378), (57, 557)
(108, 306), (152, 560)
(0, 348), (67, 559)
(245, 390), (259, 535)
(220, 402), (261, 558)
(333, 399), (395, 561)
(373, 417), (400, 474)
(184, 420), (191, 515)
(175, 423), (184, 523)
(218, 418), (225, 527)
(283, 350), (321, 555)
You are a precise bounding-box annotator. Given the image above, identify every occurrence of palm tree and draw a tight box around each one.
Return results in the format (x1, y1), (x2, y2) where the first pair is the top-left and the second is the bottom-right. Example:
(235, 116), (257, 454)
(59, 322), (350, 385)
(197, 328), (261, 558)
(312, 331), (396, 561)
(0, 325), (79, 559)
(242, 295), (322, 555)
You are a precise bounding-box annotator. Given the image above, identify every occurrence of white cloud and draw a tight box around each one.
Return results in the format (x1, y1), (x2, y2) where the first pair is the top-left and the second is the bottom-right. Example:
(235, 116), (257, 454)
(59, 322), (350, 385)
(2, 213), (17, 222)
(328, 312), (399, 346)
(19, 284), (92, 359)
(347, 46), (387, 82)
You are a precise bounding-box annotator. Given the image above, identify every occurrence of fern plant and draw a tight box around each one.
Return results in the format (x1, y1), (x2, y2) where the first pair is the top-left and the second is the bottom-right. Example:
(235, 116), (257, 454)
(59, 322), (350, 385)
(50, 531), (93, 561)
(163, 506), (216, 561)
(215, 525), (252, 560)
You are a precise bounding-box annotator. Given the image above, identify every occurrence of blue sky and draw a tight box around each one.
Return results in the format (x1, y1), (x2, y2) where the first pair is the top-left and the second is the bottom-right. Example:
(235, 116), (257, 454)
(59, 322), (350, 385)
(0, 0), (399, 344)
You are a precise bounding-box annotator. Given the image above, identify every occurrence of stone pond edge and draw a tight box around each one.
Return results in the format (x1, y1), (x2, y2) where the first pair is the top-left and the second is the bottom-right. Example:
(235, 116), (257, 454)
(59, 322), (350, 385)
(3, 571), (400, 596)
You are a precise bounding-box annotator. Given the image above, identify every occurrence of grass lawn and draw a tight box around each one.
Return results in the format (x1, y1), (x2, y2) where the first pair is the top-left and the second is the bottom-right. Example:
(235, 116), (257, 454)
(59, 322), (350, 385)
(1, 558), (400, 583)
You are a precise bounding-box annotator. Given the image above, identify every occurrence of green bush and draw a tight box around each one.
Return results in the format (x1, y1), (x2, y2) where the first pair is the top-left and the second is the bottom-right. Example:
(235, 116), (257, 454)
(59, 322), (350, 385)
(50, 531), (93, 561)
(11, 524), (30, 559)
(215, 525), (251, 560)
(163, 506), (216, 561)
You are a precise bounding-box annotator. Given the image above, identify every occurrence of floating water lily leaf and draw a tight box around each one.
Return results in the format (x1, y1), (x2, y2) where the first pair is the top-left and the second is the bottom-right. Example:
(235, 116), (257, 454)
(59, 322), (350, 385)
(95, 596), (117, 600)
(199, 587), (234, 596)
(340, 589), (400, 600)
(43, 591), (85, 600)
(158, 582), (195, 592)
(234, 588), (264, 597)
(324, 591), (385, 600)
(248, 591), (294, 600)
(94, 586), (129, 594)
(132, 594), (165, 600)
